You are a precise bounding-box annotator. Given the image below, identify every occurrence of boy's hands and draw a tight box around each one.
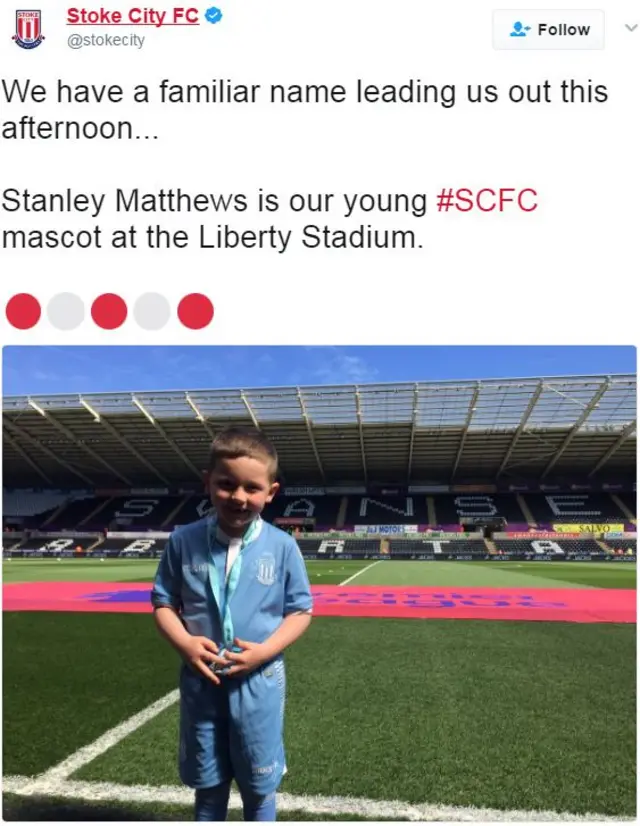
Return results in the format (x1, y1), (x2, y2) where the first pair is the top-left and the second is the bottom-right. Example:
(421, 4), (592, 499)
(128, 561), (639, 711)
(223, 638), (269, 678)
(180, 635), (230, 685)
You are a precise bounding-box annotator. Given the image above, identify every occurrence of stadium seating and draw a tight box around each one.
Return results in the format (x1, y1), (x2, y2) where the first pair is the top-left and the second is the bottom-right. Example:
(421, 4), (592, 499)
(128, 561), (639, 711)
(492, 539), (603, 556)
(83, 496), (186, 531)
(297, 538), (380, 555)
(2, 490), (85, 528)
(2, 489), (637, 533)
(296, 537), (489, 559)
(45, 497), (112, 530)
(524, 494), (627, 524)
(431, 495), (526, 525)
(174, 494), (344, 529)
(617, 493), (637, 518)
(3, 530), (635, 560)
(172, 495), (213, 525)
(10, 535), (99, 554)
(603, 539), (636, 555)
(95, 536), (168, 557)
(46, 496), (186, 531)
(265, 495), (342, 526)
(344, 495), (428, 525)
(2, 534), (24, 550)
(2, 489), (70, 517)
(383, 539), (488, 557)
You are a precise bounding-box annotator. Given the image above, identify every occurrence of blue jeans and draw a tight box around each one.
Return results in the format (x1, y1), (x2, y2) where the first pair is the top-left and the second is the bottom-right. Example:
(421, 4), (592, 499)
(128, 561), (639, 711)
(195, 782), (277, 821)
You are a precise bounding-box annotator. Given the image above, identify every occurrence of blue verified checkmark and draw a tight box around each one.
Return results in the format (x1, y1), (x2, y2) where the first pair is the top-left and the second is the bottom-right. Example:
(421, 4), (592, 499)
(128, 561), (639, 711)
(205, 6), (223, 23)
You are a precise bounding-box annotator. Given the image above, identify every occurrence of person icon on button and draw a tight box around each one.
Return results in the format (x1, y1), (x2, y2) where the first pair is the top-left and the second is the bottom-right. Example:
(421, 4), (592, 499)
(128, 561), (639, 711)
(510, 21), (529, 36)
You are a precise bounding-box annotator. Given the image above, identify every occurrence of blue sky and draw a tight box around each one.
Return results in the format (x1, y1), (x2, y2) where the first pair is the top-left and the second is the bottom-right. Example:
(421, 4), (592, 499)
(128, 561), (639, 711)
(1, 345), (636, 396)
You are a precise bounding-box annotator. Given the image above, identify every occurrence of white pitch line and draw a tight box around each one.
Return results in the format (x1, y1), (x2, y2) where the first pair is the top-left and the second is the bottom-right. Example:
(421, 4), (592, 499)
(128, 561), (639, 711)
(1, 776), (632, 822)
(339, 560), (381, 586)
(2, 775), (32, 793)
(21, 689), (179, 794)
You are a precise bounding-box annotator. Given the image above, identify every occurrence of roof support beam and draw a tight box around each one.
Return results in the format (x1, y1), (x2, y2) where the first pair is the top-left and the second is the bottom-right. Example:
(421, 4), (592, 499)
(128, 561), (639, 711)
(296, 388), (325, 482)
(406, 384), (420, 483)
(3, 429), (54, 485)
(186, 394), (217, 441)
(588, 419), (636, 477)
(132, 397), (203, 481)
(451, 383), (480, 481)
(496, 380), (545, 476)
(541, 379), (611, 479)
(354, 386), (368, 485)
(80, 397), (170, 486)
(2, 376), (635, 488)
(28, 399), (132, 485)
(241, 391), (261, 430)
(3, 419), (96, 486)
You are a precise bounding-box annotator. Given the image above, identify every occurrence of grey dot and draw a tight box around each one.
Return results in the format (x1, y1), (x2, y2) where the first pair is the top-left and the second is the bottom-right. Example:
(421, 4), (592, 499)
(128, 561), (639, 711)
(47, 293), (85, 330)
(134, 293), (171, 330)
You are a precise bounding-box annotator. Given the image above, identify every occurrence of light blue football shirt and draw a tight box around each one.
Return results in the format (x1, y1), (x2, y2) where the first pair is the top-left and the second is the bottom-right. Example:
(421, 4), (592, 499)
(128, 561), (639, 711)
(151, 514), (313, 794)
(151, 514), (313, 650)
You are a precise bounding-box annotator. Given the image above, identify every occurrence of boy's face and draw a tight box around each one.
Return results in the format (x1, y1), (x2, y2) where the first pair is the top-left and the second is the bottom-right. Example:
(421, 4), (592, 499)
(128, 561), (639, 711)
(207, 455), (279, 535)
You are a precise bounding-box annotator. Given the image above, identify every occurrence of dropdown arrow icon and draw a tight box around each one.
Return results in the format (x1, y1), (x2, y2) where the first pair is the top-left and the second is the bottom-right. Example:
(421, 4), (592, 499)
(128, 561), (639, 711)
(625, 23), (638, 31)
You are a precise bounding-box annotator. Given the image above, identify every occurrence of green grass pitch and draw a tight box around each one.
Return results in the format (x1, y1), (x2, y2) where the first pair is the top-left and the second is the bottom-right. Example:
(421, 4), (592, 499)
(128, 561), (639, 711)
(2, 558), (636, 820)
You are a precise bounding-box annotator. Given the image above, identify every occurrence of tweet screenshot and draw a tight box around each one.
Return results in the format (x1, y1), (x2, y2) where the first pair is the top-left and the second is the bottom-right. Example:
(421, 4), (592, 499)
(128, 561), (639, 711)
(0, 1), (638, 341)
(0, 0), (638, 822)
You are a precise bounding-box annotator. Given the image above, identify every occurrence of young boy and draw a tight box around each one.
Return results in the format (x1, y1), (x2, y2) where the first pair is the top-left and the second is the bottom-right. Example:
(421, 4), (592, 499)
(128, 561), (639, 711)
(151, 427), (313, 821)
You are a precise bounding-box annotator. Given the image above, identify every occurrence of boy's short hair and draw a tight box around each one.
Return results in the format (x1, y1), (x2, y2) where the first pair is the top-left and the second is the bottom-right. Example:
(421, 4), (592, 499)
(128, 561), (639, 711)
(208, 426), (279, 482)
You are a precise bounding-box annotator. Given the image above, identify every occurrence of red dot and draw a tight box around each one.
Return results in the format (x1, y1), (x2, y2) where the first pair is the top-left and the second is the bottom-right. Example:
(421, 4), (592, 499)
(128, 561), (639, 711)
(178, 294), (214, 330)
(91, 294), (128, 330)
(6, 294), (41, 330)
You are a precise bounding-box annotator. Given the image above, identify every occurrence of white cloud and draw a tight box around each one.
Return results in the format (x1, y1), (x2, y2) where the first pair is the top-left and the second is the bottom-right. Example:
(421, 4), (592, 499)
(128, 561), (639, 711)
(33, 370), (61, 382)
(313, 349), (380, 385)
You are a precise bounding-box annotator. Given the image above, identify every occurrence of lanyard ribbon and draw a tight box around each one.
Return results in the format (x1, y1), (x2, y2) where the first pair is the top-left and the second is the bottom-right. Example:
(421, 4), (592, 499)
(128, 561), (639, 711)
(206, 515), (261, 647)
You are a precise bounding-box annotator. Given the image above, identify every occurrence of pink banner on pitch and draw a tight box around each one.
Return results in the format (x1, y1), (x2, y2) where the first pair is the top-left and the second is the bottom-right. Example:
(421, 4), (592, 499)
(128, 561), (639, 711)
(2, 582), (635, 623)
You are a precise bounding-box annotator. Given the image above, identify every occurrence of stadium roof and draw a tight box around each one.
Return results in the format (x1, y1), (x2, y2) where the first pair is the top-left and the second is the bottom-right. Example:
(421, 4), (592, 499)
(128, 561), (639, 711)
(2, 374), (636, 488)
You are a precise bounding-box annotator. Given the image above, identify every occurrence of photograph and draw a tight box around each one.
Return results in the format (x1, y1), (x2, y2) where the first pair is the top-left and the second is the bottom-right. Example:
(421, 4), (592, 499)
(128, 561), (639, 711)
(2, 0), (637, 820)
(2, 345), (636, 822)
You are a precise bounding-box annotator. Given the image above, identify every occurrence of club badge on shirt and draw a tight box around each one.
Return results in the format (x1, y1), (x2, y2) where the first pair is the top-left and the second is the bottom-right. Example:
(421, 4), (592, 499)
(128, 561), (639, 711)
(256, 554), (276, 586)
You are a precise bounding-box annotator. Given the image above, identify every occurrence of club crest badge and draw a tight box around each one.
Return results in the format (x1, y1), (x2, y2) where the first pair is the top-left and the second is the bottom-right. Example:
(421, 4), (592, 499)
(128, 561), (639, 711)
(13, 10), (45, 49)
(256, 554), (276, 586)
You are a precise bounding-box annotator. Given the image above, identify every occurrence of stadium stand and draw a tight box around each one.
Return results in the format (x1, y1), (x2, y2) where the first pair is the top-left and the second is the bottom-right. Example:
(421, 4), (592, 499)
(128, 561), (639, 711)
(492, 538), (604, 557)
(9, 534), (99, 555)
(7, 490), (634, 533)
(2, 375), (636, 561)
(96, 536), (168, 557)
(2, 533), (25, 550)
(45, 496), (112, 530)
(524, 493), (627, 525)
(265, 494), (342, 526)
(83, 496), (186, 531)
(344, 495), (429, 526)
(431, 494), (526, 525)
(384, 538), (488, 557)
(298, 538), (381, 556)
(296, 537), (490, 559)
(172, 495), (214, 525)
(602, 539), (636, 555)
(2, 489), (70, 518)
(617, 492), (637, 519)
(3, 490), (95, 529)
(37, 493), (345, 532)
